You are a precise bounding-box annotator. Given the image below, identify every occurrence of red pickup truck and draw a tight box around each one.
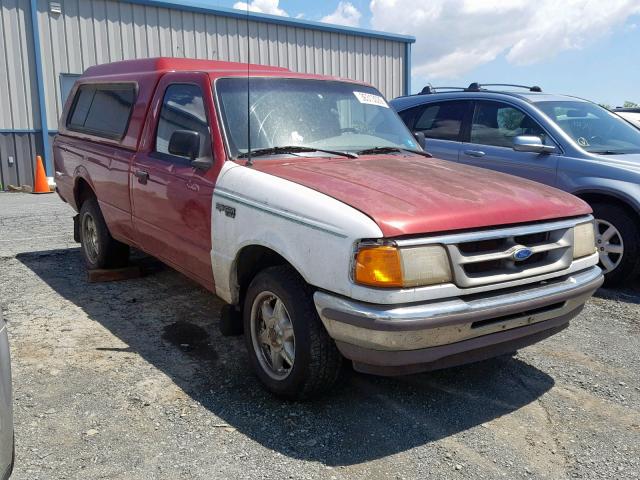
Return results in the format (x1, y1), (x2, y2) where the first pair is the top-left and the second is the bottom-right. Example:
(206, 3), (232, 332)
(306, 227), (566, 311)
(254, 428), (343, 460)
(54, 58), (603, 398)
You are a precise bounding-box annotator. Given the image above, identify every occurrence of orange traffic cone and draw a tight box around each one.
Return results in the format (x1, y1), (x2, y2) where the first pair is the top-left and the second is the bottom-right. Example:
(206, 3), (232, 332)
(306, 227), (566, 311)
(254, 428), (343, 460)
(33, 155), (52, 194)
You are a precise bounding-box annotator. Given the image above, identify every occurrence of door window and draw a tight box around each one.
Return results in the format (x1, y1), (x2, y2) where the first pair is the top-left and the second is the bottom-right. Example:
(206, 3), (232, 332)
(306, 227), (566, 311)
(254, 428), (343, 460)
(471, 101), (547, 147)
(414, 101), (469, 141)
(155, 84), (211, 160)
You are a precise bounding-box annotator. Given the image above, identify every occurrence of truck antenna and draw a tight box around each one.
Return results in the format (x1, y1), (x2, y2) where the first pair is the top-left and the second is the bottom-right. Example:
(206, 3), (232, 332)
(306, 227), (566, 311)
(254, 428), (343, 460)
(245, 6), (253, 167)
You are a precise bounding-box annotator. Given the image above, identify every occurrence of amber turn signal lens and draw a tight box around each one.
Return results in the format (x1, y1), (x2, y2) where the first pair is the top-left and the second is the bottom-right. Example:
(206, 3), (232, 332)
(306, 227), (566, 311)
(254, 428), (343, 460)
(354, 246), (403, 287)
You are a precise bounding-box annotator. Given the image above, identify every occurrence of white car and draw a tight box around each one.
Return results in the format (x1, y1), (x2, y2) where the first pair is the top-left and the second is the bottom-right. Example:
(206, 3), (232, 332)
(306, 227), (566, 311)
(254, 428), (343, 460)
(0, 312), (13, 479)
(614, 108), (640, 128)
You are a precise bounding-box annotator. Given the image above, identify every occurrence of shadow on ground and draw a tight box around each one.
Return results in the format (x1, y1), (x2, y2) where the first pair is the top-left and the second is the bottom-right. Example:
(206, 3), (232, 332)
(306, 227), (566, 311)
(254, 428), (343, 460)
(595, 285), (640, 305)
(18, 248), (555, 466)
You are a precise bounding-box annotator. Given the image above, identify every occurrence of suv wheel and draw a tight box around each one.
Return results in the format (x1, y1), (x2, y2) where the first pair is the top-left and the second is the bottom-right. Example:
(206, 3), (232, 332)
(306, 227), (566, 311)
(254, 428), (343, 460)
(243, 265), (342, 399)
(79, 198), (130, 269)
(592, 202), (640, 286)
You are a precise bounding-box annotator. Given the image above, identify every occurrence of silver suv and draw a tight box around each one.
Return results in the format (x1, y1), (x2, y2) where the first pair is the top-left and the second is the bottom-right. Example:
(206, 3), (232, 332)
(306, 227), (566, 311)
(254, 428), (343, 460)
(391, 84), (640, 285)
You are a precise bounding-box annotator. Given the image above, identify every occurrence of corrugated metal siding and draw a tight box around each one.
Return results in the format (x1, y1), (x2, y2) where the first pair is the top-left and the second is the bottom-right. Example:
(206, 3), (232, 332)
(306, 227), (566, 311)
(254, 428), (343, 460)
(0, 0), (39, 130)
(0, 133), (39, 188)
(0, 0), (407, 187)
(37, 0), (406, 129)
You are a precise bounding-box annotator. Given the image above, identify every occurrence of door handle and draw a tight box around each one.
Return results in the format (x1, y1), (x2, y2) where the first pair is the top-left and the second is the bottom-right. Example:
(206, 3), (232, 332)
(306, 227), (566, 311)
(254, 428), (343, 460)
(463, 150), (486, 158)
(134, 169), (149, 184)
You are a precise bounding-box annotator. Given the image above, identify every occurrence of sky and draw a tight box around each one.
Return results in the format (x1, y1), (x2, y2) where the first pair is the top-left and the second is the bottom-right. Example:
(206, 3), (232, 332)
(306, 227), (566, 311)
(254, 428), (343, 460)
(208, 0), (640, 106)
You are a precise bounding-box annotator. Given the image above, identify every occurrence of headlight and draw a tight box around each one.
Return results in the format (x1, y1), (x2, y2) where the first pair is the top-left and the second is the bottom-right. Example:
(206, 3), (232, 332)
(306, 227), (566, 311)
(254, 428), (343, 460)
(354, 244), (452, 288)
(573, 221), (596, 259)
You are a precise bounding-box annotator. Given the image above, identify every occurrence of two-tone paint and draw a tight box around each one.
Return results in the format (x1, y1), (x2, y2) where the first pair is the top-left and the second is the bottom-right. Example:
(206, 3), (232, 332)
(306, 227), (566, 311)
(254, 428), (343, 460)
(54, 58), (603, 376)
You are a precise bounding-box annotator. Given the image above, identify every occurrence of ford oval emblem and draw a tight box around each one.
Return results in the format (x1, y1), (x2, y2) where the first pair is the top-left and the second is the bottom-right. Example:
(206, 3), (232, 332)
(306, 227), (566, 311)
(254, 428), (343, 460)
(513, 247), (533, 261)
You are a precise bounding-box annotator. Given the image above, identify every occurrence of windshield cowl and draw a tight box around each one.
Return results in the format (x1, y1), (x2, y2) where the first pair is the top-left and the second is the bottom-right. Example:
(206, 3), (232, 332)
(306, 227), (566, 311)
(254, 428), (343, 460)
(237, 145), (358, 162)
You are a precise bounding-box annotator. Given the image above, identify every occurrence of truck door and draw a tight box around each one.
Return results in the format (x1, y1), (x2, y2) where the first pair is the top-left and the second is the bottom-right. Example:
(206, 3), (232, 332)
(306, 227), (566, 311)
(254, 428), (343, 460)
(131, 74), (217, 290)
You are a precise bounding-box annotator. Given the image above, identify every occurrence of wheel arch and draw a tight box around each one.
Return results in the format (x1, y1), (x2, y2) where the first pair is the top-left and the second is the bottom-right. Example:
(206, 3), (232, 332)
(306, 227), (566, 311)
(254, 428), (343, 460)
(231, 244), (307, 309)
(572, 189), (640, 222)
(73, 174), (97, 210)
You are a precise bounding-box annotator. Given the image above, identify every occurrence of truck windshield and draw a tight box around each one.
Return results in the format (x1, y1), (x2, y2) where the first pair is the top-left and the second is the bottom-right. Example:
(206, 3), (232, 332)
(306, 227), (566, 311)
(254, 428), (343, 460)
(536, 100), (640, 154)
(215, 78), (419, 159)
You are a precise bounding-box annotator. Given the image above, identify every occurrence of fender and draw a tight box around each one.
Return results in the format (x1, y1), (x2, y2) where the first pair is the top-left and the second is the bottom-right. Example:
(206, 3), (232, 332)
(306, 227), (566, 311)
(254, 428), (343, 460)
(210, 161), (383, 305)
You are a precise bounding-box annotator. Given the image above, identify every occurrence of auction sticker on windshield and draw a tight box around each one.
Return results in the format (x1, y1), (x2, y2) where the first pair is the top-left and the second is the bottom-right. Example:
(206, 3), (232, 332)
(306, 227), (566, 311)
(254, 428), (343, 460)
(353, 91), (389, 108)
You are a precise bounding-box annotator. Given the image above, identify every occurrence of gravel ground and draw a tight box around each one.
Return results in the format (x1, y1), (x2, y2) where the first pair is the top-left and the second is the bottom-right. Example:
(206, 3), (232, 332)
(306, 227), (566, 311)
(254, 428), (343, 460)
(0, 192), (638, 480)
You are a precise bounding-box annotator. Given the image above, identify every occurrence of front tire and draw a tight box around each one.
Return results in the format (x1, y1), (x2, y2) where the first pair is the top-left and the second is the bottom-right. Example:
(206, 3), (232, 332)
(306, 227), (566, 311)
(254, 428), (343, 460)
(591, 202), (640, 286)
(243, 265), (342, 399)
(79, 198), (129, 270)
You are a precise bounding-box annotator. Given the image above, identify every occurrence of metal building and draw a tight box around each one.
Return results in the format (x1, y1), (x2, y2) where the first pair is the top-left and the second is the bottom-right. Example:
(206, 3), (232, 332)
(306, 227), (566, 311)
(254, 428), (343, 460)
(0, 0), (414, 189)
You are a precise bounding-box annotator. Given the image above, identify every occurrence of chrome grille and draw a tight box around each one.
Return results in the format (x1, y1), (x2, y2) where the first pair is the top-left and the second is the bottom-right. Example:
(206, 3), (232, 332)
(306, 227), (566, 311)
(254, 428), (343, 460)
(448, 225), (572, 287)
(394, 216), (591, 289)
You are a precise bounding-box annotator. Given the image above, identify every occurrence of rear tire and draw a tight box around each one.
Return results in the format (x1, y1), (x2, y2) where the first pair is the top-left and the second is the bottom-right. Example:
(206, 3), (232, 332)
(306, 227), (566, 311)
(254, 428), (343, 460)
(79, 198), (129, 270)
(591, 202), (640, 286)
(243, 265), (342, 399)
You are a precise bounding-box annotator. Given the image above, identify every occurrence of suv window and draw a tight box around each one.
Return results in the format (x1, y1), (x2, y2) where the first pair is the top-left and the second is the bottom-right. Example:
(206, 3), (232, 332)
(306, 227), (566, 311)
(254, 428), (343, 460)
(156, 84), (210, 159)
(67, 84), (135, 139)
(538, 100), (640, 154)
(414, 101), (469, 141)
(471, 101), (546, 147)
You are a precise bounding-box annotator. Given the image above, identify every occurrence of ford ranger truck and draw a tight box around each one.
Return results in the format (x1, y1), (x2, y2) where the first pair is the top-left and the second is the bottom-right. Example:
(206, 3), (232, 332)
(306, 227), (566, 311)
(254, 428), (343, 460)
(53, 58), (603, 399)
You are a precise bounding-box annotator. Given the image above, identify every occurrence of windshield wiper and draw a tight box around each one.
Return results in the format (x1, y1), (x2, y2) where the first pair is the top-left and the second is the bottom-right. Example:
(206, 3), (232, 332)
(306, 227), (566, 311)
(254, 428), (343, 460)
(237, 145), (358, 163)
(356, 146), (432, 158)
(591, 150), (625, 155)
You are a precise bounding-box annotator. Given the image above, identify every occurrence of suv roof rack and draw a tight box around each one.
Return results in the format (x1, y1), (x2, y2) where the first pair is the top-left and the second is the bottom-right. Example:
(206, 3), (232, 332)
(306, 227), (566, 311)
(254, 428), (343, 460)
(419, 85), (466, 94)
(468, 83), (542, 92)
(419, 82), (543, 95)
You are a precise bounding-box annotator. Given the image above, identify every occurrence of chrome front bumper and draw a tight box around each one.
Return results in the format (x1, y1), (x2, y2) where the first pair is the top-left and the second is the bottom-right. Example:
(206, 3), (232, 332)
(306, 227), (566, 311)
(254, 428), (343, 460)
(314, 266), (603, 375)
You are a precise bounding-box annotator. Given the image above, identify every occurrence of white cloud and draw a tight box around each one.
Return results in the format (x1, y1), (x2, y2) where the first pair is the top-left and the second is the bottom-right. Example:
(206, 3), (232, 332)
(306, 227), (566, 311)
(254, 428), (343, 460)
(233, 0), (288, 16)
(369, 0), (640, 80)
(321, 2), (362, 27)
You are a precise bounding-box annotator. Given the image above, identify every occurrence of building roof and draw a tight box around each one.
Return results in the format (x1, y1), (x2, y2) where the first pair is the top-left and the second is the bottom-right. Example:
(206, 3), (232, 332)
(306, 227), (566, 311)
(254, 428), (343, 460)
(127, 0), (415, 44)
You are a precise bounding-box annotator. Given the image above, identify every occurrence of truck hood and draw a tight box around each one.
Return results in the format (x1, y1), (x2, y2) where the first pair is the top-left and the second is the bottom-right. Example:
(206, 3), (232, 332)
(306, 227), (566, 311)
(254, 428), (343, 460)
(252, 155), (591, 237)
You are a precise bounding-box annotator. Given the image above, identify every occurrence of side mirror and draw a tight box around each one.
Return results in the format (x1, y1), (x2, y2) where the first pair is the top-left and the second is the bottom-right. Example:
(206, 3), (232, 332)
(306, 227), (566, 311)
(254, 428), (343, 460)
(513, 135), (556, 154)
(413, 131), (426, 150)
(169, 130), (201, 161)
(168, 130), (213, 170)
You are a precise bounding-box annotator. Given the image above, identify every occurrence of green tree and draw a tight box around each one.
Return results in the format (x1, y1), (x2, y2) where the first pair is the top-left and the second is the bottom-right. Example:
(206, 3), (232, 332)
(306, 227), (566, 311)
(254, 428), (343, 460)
(623, 101), (639, 108)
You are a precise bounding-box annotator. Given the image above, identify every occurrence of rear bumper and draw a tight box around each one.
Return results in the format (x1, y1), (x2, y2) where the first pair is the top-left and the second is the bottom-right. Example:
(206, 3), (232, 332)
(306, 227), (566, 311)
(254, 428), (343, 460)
(314, 266), (603, 375)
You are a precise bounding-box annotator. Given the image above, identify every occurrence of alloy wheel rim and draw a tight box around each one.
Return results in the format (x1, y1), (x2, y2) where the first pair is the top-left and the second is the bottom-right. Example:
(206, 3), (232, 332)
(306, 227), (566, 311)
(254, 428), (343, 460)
(595, 219), (623, 273)
(250, 291), (295, 380)
(82, 214), (100, 263)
